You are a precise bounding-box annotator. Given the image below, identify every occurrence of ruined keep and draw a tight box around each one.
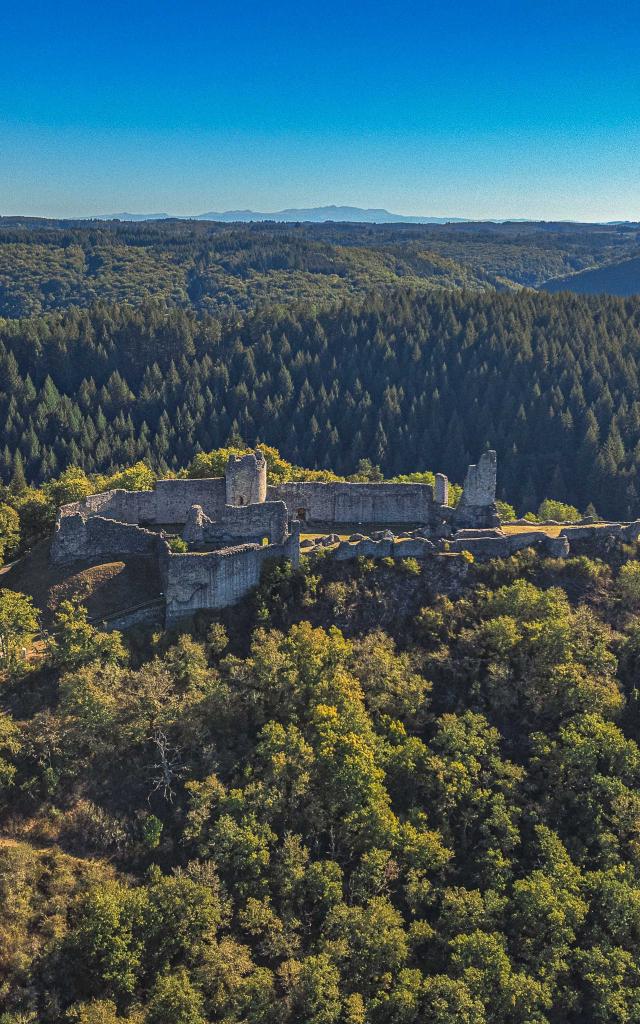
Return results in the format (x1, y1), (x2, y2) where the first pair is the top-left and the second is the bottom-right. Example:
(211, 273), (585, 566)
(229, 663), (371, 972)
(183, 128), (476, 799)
(226, 451), (268, 506)
(50, 449), (505, 624)
(452, 451), (500, 529)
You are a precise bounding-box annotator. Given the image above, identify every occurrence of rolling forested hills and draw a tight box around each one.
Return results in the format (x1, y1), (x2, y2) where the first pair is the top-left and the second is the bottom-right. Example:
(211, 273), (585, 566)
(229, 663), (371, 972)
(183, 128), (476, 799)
(5, 225), (640, 1024)
(1, 216), (640, 517)
(1, 216), (639, 317)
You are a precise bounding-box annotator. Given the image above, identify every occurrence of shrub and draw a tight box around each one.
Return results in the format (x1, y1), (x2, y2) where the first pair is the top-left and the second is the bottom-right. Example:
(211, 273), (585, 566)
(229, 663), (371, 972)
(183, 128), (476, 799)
(0, 588), (39, 674)
(538, 498), (581, 523)
(617, 561), (640, 608)
(496, 500), (516, 522)
(168, 536), (188, 553)
(399, 557), (421, 576)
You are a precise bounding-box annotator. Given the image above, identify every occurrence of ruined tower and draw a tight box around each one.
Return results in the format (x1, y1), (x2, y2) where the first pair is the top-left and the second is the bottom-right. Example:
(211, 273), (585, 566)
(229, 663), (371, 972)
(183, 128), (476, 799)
(452, 450), (500, 529)
(225, 451), (267, 507)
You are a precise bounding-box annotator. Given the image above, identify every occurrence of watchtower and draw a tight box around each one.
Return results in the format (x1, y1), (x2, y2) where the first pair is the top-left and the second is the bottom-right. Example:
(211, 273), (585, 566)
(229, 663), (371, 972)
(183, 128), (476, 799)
(225, 451), (267, 507)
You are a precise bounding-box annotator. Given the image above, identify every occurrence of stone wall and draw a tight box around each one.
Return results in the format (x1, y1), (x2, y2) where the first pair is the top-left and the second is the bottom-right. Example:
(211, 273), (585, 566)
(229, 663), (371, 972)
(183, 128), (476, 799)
(56, 478), (227, 528)
(452, 451), (500, 529)
(153, 478), (226, 524)
(269, 481), (434, 524)
(163, 523), (300, 626)
(458, 451), (497, 506)
(449, 531), (569, 558)
(333, 537), (436, 561)
(61, 489), (157, 524)
(183, 500), (288, 546)
(51, 513), (162, 564)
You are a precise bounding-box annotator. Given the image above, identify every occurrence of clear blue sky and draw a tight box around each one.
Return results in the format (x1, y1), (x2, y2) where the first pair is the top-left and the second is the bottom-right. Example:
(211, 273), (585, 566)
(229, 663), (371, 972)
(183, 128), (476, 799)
(2, 0), (639, 221)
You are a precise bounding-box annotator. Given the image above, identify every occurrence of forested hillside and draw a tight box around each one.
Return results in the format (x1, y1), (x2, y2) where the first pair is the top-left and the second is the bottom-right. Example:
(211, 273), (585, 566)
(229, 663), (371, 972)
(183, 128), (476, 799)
(4, 534), (640, 1022)
(542, 255), (640, 297)
(1, 217), (639, 316)
(4, 214), (640, 1023)
(2, 289), (640, 518)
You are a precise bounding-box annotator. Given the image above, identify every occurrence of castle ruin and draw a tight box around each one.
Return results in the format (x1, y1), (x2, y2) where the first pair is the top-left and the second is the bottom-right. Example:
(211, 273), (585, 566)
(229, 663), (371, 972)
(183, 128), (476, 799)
(50, 449), (515, 626)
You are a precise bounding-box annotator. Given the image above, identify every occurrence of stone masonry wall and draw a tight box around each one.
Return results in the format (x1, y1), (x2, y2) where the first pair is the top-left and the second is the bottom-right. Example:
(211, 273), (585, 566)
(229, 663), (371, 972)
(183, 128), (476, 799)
(56, 478), (227, 528)
(458, 451), (497, 506)
(268, 482), (434, 523)
(163, 524), (300, 626)
(153, 478), (226, 523)
(51, 513), (162, 564)
(183, 501), (288, 546)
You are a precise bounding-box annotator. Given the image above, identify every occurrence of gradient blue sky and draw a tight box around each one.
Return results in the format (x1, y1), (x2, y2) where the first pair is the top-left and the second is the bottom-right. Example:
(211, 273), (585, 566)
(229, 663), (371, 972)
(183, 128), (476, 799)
(2, 0), (639, 221)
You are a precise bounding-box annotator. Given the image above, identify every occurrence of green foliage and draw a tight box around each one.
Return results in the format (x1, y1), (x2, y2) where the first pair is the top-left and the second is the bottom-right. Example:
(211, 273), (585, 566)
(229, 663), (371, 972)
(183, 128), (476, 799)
(399, 557), (421, 576)
(537, 498), (581, 522)
(167, 537), (188, 553)
(0, 502), (20, 564)
(616, 560), (640, 608)
(102, 462), (156, 493)
(3, 283), (640, 517)
(187, 444), (341, 484)
(495, 500), (516, 522)
(4, 487), (640, 1020)
(51, 598), (128, 669)
(0, 587), (38, 673)
(144, 970), (206, 1024)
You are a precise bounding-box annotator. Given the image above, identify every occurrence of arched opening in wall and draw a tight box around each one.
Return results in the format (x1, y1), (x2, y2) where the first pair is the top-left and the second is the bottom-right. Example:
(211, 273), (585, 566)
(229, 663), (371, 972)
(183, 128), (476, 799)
(296, 508), (307, 521)
(238, 497), (245, 506)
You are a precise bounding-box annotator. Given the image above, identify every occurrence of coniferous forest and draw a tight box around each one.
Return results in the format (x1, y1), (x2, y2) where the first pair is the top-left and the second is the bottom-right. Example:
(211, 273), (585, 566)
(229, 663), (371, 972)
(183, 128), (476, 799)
(2, 286), (640, 517)
(4, 217), (640, 1023)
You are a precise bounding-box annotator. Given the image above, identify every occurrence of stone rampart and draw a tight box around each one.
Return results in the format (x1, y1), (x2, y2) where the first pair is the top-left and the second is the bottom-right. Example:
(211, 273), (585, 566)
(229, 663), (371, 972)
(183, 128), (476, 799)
(153, 478), (226, 523)
(183, 500), (288, 546)
(163, 524), (300, 626)
(51, 512), (162, 564)
(56, 478), (227, 528)
(449, 531), (568, 559)
(332, 537), (436, 561)
(269, 481), (434, 524)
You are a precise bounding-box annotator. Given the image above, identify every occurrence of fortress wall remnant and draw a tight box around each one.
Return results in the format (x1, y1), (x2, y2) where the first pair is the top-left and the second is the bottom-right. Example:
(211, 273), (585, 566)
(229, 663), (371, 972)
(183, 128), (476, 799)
(333, 537), (436, 561)
(268, 482), (434, 524)
(434, 473), (449, 506)
(51, 512), (162, 564)
(452, 450), (500, 529)
(449, 530), (568, 558)
(226, 452), (267, 507)
(183, 500), (288, 546)
(458, 451), (497, 506)
(153, 478), (226, 524)
(56, 479), (227, 529)
(164, 523), (300, 626)
(60, 489), (157, 524)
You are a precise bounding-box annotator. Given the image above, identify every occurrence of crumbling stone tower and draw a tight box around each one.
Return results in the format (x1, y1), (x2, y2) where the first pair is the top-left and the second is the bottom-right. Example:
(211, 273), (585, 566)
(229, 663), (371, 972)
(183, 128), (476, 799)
(225, 451), (267, 507)
(452, 450), (500, 529)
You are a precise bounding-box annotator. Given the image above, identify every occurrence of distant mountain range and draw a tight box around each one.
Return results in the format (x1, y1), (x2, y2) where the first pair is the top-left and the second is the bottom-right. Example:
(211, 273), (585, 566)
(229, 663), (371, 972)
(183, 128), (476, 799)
(94, 205), (469, 224)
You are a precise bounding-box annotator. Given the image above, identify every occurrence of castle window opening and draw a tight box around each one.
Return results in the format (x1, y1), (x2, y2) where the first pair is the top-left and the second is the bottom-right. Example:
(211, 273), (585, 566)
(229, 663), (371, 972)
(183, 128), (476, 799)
(296, 508), (307, 521)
